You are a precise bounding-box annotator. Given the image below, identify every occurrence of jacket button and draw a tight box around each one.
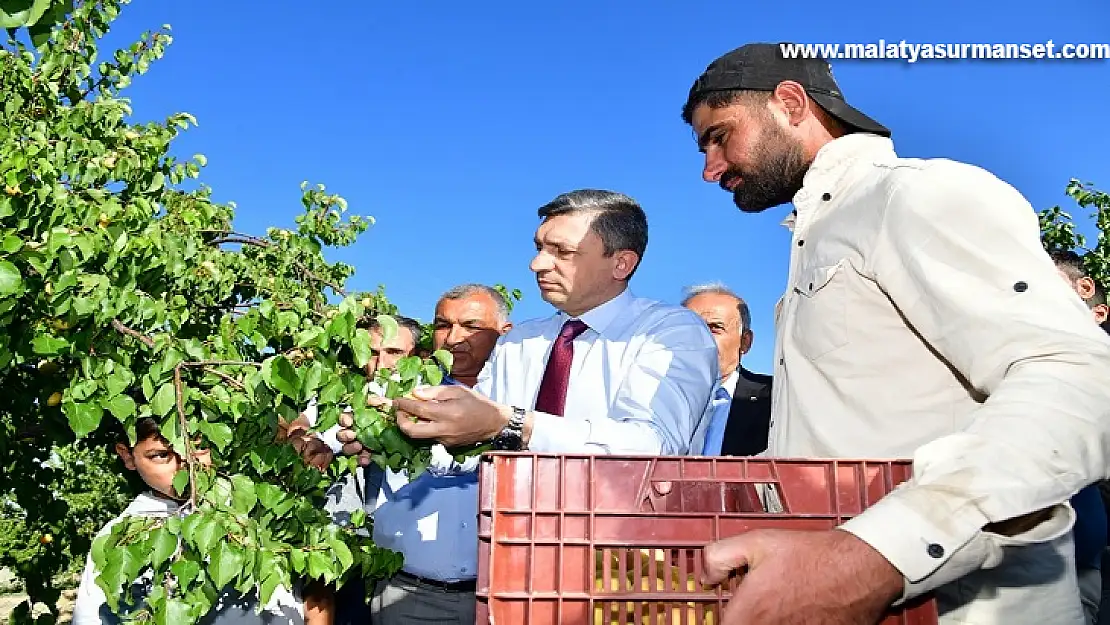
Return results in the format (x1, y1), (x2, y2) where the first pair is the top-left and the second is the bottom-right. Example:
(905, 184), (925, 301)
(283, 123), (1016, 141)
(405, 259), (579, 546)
(1013, 281), (1028, 292)
(821, 192), (832, 201)
(927, 543), (945, 558)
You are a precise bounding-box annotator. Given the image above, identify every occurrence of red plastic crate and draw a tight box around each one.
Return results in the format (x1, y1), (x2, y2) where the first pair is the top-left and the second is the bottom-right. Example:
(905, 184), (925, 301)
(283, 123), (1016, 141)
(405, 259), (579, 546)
(476, 453), (938, 625)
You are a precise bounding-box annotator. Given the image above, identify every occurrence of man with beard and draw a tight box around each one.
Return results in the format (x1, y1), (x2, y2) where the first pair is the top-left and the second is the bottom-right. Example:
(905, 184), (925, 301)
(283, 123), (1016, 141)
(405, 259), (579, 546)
(682, 42), (1110, 625)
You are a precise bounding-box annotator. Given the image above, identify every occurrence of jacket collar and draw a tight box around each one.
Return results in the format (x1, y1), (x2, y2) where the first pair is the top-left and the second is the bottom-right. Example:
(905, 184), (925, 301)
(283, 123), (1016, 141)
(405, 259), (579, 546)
(782, 133), (895, 232)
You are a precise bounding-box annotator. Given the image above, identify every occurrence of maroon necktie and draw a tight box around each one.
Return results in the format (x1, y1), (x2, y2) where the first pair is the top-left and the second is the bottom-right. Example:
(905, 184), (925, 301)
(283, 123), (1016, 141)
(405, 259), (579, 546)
(533, 319), (588, 416)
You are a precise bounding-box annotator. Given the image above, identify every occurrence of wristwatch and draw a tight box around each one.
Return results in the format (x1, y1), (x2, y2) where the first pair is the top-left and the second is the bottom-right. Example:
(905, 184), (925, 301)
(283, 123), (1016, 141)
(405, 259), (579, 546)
(491, 406), (526, 451)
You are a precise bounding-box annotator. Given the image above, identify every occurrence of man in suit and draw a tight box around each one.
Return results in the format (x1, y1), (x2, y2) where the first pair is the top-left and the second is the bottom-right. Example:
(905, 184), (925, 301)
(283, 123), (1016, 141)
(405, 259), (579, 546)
(681, 283), (772, 456)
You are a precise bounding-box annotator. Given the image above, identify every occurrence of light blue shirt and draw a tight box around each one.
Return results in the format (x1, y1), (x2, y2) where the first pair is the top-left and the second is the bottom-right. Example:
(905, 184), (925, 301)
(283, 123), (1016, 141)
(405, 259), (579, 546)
(475, 287), (719, 456)
(370, 291), (719, 581)
(366, 375), (482, 582)
(369, 466), (480, 582)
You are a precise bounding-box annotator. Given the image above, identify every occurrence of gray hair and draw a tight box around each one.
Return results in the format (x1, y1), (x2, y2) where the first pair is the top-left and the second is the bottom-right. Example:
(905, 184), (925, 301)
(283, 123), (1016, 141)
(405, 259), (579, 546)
(439, 283), (510, 324)
(681, 282), (751, 332)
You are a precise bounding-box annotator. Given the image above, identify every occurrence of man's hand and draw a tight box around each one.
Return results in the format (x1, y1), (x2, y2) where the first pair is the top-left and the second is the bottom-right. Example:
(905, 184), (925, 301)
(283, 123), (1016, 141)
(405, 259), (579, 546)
(702, 529), (903, 625)
(335, 411), (372, 467)
(290, 433), (334, 471)
(279, 413), (334, 471)
(393, 385), (509, 448)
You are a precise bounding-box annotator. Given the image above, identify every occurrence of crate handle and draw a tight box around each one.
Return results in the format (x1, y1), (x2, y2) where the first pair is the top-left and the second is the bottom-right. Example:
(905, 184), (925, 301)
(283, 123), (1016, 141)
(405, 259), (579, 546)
(639, 478), (785, 514)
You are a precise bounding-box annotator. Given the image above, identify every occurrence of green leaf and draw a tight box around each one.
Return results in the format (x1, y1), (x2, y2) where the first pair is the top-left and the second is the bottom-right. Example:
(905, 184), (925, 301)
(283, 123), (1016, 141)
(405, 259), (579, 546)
(31, 334), (67, 355)
(165, 599), (192, 625)
(149, 527), (177, 568)
(145, 172), (165, 193)
(295, 326), (325, 349)
(396, 357), (420, 383)
(329, 536), (354, 572)
(262, 355), (299, 398)
(255, 483), (285, 511)
(349, 508), (366, 529)
(230, 474), (257, 515)
(350, 327), (372, 369)
(307, 550), (333, 582)
(0, 259), (24, 296)
(172, 469), (189, 498)
(105, 394), (136, 420)
(422, 363), (444, 387)
(289, 548), (306, 574)
(210, 542), (246, 590)
(0, 235), (21, 253)
(205, 476), (234, 509)
(104, 368), (134, 399)
(378, 426), (415, 458)
(27, 18), (51, 48)
(196, 421), (233, 452)
(317, 378), (345, 405)
(151, 381), (176, 416)
(376, 314), (398, 342)
(299, 360), (325, 400)
(327, 311), (350, 344)
(258, 572), (281, 611)
(190, 515), (223, 553)
(64, 401), (104, 438)
(0, 0), (50, 28)
(432, 349), (454, 372)
(170, 558), (201, 588)
(258, 300), (275, 320)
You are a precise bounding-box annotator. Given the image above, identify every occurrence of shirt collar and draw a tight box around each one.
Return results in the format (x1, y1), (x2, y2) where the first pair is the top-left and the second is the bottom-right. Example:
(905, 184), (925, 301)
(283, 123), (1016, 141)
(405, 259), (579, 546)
(721, 369), (740, 398)
(562, 286), (633, 338)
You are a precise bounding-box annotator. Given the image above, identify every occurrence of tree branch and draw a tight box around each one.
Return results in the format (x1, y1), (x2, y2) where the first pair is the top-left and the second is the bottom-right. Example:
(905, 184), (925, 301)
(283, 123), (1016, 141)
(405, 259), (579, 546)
(208, 232), (347, 296)
(209, 233), (271, 248)
(201, 366), (245, 391)
(111, 319), (154, 348)
(173, 363), (198, 509)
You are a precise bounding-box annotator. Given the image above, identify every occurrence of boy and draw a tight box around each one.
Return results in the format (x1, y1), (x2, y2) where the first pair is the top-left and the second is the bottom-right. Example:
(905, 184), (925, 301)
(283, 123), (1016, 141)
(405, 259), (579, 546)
(72, 417), (322, 625)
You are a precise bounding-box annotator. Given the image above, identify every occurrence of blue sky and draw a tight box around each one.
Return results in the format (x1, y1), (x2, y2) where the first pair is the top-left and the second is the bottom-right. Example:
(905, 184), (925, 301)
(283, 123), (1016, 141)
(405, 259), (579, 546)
(101, 0), (1109, 372)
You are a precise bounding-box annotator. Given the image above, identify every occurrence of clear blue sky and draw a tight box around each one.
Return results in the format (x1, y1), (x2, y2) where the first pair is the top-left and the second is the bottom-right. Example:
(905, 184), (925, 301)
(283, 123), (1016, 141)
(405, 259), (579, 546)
(102, 0), (1109, 373)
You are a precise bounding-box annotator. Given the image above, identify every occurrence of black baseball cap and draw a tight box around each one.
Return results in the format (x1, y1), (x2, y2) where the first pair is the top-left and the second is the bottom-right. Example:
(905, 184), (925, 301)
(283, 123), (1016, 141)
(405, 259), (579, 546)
(685, 42), (890, 137)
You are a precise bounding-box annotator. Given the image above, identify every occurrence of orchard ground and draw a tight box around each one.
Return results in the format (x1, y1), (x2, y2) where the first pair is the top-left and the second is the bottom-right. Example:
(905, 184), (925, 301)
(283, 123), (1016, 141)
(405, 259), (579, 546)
(0, 593), (75, 625)
(0, 569), (74, 625)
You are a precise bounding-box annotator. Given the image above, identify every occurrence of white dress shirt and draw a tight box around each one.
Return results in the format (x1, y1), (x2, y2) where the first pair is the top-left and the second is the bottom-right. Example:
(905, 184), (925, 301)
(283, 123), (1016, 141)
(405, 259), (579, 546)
(769, 133), (1110, 623)
(720, 369), (739, 398)
(477, 287), (719, 455)
(73, 492), (303, 625)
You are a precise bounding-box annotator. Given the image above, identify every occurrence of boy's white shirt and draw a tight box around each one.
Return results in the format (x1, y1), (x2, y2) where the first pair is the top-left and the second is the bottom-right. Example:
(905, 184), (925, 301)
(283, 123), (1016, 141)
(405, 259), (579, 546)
(72, 491), (302, 625)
